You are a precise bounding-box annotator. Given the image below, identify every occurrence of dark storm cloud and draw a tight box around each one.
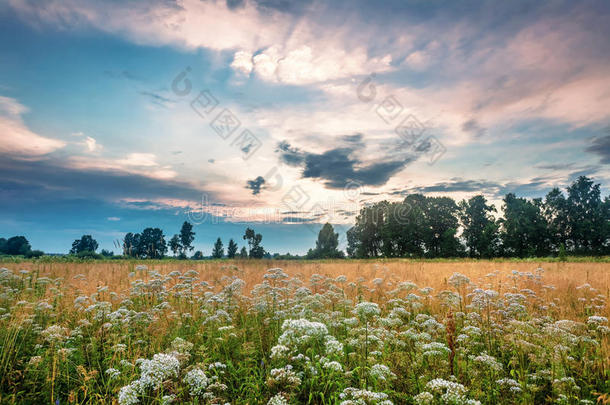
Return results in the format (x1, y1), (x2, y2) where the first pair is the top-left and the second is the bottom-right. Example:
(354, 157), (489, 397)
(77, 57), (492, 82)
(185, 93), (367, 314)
(585, 134), (610, 164)
(567, 166), (601, 183)
(0, 156), (210, 205)
(276, 135), (416, 189)
(246, 176), (265, 195)
(282, 216), (315, 223)
(408, 179), (502, 194)
(402, 177), (564, 199)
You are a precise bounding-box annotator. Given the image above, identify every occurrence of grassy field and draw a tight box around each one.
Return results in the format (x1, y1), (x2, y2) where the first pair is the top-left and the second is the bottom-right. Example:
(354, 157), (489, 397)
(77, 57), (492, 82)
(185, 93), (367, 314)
(0, 260), (608, 404)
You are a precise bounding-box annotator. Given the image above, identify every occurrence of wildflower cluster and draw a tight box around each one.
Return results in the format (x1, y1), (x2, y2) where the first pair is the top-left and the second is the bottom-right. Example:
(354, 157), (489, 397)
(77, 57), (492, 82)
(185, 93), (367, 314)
(0, 264), (607, 404)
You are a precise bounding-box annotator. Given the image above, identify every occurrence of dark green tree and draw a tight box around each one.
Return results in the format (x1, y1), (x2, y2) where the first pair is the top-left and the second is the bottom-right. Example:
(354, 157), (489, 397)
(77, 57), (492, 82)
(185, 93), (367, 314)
(70, 235), (98, 255)
(122, 232), (141, 257)
(243, 227), (265, 258)
(4, 236), (31, 256)
(499, 194), (550, 257)
(191, 250), (204, 260)
(423, 196), (463, 257)
(347, 204), (384, 258)
(239, 246), (248, 258)
(0, 237), (7, 254)
(139, 227), (167, 259)
(179, 221), (195, 256)
(169, 234), (181, 257)
(565, 176), (605, 254)
(307, 223), (344, 259)
(212, 237), (224, 258)
(459, 195), (499, 258)
(227, 239), (238, 258)
(543, 188), (570, 252)
(100, 249), (114, 257)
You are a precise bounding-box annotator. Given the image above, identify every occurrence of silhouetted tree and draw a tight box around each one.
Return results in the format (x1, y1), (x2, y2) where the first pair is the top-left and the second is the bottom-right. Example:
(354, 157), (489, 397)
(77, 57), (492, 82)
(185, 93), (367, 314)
(70, 235), (98, 255)
(500, 194), (550, 257)
(191, 250), (204, 260)
(100, 249), (114, 257)
(459, 195), (500, 258)
(243, 227), (265, 258)
(169, 234), (181, 257)
(179, 221), (195, 256)
(5, 236), (31, 256)
(212, 238), (224, 258)
(239, 246), (248, 258)
(307, 223), (344, 259)
(122, 232), (140, 257)
(566, 176), (605, 254)
(138, 227), (167, 259)
(227, 239), (238, 258)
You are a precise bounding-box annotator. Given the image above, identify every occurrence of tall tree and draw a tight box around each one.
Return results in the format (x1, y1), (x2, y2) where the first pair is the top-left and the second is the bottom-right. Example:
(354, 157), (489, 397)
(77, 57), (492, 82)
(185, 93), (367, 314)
(500, 194), (550, 257)
(347, 204), (385, 258)
(308, 223), (344, 259)
(169, 234), (181, 257)
(459, 195), (499, 258)
(212, 237), (224, 258)
(179, 221), (195, 256)
(243, 227), (265, 258)
(5, 236), (31, 256)
(423, 196), (463, 257)
(123, 232), (141, 257)
(566, 176), (605, 253)
(0, 238), (7, 254)
(543, 188), (570, 252)
(70, 235), (98, 254)
(227, 239), (238, 258)
(239, 246), (248, 258)
(139, 227), (167, 259)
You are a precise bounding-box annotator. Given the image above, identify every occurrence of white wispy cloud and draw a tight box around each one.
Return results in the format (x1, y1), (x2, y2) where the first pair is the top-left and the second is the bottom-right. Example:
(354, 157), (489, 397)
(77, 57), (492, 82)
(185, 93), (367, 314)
(0, 96), (65, 157)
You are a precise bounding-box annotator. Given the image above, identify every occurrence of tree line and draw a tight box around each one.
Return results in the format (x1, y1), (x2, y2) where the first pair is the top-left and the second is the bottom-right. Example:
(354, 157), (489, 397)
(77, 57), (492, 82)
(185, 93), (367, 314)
(120, 223), (268, 260)
(346, 176), (610, 258)
(3, 176), (608, 260)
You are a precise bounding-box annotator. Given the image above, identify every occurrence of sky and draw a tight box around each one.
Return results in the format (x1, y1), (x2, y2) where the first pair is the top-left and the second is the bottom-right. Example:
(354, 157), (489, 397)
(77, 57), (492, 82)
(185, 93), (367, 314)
(0, 0), (609, 255)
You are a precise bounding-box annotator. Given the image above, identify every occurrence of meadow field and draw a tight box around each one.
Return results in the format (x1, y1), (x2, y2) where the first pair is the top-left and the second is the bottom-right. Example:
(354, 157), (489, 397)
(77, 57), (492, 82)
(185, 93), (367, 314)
(0, 260), (608, 404)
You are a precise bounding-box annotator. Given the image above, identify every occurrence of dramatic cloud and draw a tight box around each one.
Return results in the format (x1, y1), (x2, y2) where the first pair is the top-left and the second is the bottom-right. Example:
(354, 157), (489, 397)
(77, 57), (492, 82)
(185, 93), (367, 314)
(277, 135), (417, 189)
(0, 96), (65, 156)
(246, 176), (265, 195)
(0, 156), (210, 205)
(585, 134), (610, 164)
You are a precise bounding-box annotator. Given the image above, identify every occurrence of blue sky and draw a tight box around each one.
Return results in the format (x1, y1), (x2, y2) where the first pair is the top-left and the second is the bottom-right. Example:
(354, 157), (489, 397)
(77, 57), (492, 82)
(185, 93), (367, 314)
(0, 0), (609, 254)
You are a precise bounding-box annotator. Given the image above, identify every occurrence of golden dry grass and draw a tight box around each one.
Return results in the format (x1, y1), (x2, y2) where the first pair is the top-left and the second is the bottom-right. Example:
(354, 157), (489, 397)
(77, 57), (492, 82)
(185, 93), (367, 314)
(5, 259), (610, 320)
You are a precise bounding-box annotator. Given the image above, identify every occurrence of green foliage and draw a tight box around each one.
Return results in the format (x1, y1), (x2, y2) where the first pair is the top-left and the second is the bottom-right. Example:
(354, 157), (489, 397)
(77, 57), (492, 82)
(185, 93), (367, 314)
(348, 176), (610, 258)
(122, 228), (168, 258)
(25, 249), (45, 258)
(70, 235), (99, 255)
(459, 195), (499, 258)
(243, 227), (265, 258)
(212, 237), (224, 259)
(0, 265), (607, 404)
(179, 221), (195, 255)
(307, 223), (344, 259)
(227, 239), (238, 258)
(3, 236), (32, 256)
(191, 250), (205, 260)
